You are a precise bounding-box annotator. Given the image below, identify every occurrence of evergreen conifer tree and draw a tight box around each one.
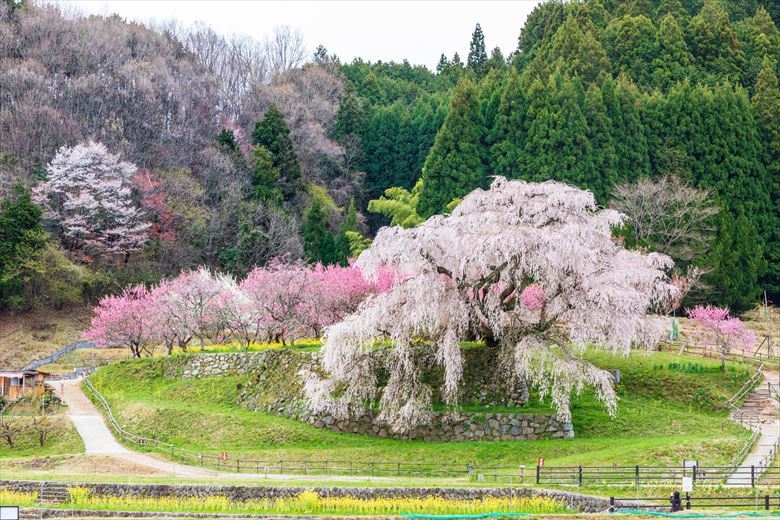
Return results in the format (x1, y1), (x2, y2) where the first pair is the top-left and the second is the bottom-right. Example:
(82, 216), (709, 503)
(485, 47), (505, 72)
(249, 146), (282, 204)
(217, 129), (238, 151)
(752, 56), (780, 296)
(652, 14), (693, 89)
(417, 78), (486, 218)
(703, 210), (766, 311)
(490, 70), (528, 177)
(0, 186), (48, 309)
(543, 16), (610, 84)
(467, 23), (488, 76)
(688, 0), (745, 81)
(521, 74), (597, 195)
(252, 104), (303, 203)
(303, 198), (336, 265)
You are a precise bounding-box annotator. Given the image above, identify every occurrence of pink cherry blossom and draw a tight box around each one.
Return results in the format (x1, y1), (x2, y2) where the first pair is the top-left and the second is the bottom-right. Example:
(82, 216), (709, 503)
(34, 141), (150, 263)
(520, 284), (545, 310)
(686, 305), (756, 369)
(304, 177), (678, 433)
(85, 284), (155, 357)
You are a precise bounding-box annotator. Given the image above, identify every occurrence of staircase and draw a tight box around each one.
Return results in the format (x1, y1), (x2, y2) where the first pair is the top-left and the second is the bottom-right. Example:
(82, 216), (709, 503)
(726, 369), (780, 486)
(730, 380), (777, 431)
(36, 482), (70, 505)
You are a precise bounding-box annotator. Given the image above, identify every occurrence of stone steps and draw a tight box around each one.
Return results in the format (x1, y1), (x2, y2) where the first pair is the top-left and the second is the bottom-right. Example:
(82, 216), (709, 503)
(36, 483), (70, 505)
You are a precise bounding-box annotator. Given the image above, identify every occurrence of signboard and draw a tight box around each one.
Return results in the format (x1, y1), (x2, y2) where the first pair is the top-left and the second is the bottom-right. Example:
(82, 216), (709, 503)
(682, 476), (694, 492)
(0, 506), (19, 520)
(537, 457), (544, 467)
(221, 451), (227, 461)
(683, 460), (698, 469)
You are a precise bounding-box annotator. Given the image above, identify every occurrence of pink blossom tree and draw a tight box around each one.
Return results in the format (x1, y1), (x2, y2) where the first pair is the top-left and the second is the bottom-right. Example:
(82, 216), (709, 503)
(308, 264), (390, 335)
(208, 273), (262, 351)
(33, 141), (150, 264)
(85, 285), (155, 358)
(686, 305), (756, 370)
(241, 260), (317, 346)
(149, 280), (192, 355)
(303, 177), (678, 433)
(166, 267), (224, 351)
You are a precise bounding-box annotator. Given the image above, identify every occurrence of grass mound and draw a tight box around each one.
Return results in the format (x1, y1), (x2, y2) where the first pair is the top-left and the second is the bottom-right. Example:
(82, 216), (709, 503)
(84, 348), (753, 469)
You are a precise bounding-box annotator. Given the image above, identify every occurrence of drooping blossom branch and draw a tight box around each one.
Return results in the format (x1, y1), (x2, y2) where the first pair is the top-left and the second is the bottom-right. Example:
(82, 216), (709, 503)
(303, 177), (678, 433)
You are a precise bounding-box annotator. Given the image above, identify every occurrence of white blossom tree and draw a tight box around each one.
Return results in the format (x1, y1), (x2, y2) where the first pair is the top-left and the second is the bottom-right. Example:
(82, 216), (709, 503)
(303, 178), (678, 433)
(33, 141), (150, 263)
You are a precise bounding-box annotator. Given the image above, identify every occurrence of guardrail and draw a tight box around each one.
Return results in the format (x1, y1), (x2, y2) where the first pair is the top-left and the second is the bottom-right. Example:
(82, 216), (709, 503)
(534, 464), (780, 487)
(657, 339), (778, 368)
(610, 494), (780, 512)
(24, 341), (95, 371)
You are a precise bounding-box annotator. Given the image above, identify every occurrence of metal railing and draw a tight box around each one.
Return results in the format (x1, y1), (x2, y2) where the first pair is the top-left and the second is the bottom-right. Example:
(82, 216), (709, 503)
(24, 342), (95, 371)
(534, 464), (780, 487)
(610, 494), (780, 511)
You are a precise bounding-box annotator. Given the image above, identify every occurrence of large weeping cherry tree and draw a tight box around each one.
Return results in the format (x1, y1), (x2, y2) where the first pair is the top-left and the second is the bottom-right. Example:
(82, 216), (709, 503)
(303, 177), (678, 433)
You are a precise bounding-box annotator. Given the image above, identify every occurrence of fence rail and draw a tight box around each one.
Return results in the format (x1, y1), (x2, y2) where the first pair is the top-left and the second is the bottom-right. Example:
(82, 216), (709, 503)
(83, 377), (476, 478)
(533, 464), (780, 487)
(611, 494), (780, 512)
(657, 339), (778, 367)
(24, 342), (95, 371)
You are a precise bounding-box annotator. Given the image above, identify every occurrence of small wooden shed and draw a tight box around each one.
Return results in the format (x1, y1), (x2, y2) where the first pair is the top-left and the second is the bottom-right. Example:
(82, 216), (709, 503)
(0, 370), (47, 401)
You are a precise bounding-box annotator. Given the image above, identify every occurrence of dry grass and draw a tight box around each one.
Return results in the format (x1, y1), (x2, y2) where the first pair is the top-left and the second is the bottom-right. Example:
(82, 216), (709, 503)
(0, 307), (91, 370)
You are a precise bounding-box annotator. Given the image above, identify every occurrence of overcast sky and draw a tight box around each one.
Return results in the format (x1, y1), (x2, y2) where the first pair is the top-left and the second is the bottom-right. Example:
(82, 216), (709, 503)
(57, 1), (542, 70)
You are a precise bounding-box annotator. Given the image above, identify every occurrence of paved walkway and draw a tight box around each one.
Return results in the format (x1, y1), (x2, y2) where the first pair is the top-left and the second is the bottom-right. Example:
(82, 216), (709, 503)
(54, 379), (380, 481)
(725, 369), (780, 486)
(55, 379), (239, 478)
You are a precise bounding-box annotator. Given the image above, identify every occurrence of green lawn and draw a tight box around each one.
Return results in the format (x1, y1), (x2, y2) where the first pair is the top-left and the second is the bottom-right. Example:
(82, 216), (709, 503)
(84, 348), (754, 471)
(0, 400), (84, 458)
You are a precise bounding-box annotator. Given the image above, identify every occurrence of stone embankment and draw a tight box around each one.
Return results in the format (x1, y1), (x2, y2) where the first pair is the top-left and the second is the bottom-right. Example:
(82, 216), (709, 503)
(167, 350), (573, 441)
(1, 481), (609, 513)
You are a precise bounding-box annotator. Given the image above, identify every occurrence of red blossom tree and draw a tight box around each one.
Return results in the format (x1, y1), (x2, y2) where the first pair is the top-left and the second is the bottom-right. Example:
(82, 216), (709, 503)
(132, 170), (177, 243)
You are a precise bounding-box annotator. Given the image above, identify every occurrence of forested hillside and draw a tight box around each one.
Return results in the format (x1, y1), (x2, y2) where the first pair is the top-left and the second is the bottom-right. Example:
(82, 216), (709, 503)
(0, 0), (778, 316)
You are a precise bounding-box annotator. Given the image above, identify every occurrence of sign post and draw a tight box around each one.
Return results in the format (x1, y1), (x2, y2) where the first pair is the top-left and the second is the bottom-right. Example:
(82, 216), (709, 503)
(0, 506), (19, 520)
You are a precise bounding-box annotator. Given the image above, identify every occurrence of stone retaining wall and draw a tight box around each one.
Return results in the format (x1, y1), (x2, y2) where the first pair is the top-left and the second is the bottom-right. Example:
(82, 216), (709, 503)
(167, 350), (573, 441)
(1, 481), (610, 513)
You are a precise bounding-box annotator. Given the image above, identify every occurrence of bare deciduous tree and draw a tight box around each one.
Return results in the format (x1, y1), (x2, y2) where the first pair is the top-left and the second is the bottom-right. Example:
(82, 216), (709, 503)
(610, 175), (720, 262)
(31, 414), (53, 447)
(0, 412), (15, 449)
(265, 25), (306, 77)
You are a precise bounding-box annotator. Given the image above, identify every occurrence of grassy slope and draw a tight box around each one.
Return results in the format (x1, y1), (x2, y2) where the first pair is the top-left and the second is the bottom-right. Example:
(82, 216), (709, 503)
(0, 307), (90, 369)
(88, 349), (752, 468)
(0, 400), (84, 458)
